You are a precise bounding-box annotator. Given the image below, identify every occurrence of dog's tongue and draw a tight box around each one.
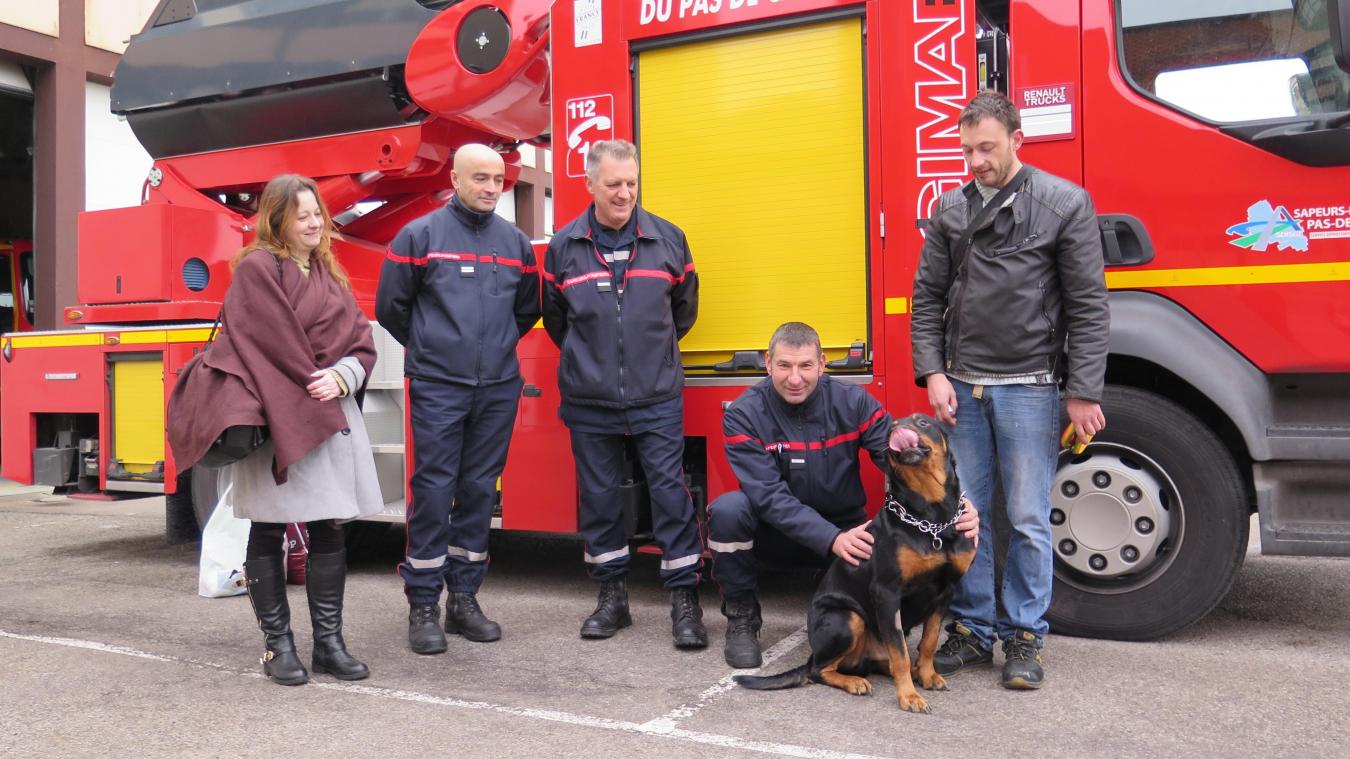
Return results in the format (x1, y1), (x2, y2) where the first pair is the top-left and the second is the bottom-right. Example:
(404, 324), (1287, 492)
(889, 426), (920, 452)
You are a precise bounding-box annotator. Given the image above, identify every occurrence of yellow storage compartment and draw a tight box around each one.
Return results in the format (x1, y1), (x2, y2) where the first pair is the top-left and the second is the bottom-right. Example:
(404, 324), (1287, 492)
(110, 354), (165, 477)
(637, 16), (868, 369)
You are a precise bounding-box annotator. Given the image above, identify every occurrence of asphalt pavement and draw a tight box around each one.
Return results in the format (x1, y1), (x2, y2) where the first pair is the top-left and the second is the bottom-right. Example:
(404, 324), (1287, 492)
(2, 482), (1348, 758)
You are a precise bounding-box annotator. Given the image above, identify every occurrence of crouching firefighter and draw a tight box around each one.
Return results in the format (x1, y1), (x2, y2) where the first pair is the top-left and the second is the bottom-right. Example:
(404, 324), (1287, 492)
(710, 322), (980, 667)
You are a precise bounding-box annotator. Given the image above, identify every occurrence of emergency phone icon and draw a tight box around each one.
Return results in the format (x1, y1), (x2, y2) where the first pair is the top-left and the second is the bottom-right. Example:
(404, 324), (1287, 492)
(565, 95), (614, 177)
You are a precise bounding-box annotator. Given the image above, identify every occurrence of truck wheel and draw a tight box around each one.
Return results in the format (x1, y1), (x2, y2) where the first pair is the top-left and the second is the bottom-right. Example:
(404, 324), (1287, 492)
(165, 469), (200, 545)
(1046, 385), (1248, 640)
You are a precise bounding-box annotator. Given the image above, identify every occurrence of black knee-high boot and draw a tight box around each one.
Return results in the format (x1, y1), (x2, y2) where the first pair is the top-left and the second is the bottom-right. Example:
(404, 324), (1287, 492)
(244, 554), (309, 685)
(307, 548), (369, 680)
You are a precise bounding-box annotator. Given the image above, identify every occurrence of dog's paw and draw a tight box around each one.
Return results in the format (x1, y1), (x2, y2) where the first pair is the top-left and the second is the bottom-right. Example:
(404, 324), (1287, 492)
(844, 677), (872, 696)
(898, 691), (931, 714)
(920, 672), (948, 691)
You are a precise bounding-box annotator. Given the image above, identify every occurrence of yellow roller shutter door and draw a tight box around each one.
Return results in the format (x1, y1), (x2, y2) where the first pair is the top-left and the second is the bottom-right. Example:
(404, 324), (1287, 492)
(638, 17), (867, 369)
(111, 356), (165, 475)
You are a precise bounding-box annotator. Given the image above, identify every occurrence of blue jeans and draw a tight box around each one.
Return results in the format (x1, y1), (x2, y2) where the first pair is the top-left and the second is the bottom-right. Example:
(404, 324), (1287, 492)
(947, 380), (1059, 647)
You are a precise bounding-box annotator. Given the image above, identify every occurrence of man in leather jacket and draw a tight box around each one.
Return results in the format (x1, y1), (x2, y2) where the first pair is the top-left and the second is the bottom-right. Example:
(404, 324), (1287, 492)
(911, 91), (1109, 690)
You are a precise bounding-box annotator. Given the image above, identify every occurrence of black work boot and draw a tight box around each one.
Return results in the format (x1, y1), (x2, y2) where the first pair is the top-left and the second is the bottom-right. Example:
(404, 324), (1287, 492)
(445, 592), (502, 642)
(306, 549), (369, 680)
(933, 622), (994, 677)
(670, 586), (708, 649)
(1001, 630), (1045, 690)
(244, 555), (308, 686)
(580, 579), (631, 639)
(408, 602), (448, 655)
(721, 591), (762, 668)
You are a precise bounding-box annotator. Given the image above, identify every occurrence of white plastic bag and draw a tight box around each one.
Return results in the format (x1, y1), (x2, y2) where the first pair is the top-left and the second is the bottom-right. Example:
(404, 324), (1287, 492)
(197, 480), (251, 598)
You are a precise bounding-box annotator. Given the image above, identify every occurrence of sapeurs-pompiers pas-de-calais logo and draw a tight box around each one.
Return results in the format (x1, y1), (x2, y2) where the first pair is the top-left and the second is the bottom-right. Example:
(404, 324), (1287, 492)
(1225, 200), (1309, 252)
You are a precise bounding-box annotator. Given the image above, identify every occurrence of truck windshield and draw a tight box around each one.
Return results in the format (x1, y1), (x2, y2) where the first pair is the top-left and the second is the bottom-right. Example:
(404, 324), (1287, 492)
(1119, 0), (1350, 122)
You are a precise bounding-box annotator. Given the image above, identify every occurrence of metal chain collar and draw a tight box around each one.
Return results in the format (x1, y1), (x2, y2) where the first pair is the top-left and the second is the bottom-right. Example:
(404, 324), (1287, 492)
(883, 492), (967, 550)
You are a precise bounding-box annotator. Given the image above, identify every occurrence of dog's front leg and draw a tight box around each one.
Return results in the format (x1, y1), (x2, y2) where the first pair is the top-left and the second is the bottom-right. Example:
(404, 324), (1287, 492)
(872, 589), (930, 714)
(912, 610), (948, 691)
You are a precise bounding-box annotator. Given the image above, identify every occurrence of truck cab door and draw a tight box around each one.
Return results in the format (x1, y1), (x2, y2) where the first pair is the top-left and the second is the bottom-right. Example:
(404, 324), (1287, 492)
(1080, 0), (1350, 372)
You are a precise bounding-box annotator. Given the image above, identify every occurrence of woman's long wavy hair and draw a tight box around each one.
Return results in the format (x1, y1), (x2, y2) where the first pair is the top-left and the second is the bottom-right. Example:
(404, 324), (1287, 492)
(230, 174), (351, 289)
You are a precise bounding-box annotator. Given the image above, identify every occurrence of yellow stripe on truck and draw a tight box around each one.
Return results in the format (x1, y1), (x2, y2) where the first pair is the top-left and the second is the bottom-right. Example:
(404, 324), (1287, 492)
(1106, 261), (1350, 289)
(639, 17), (867, 368)
(5, 327), (214, 349)
(7, 333), (104, 348)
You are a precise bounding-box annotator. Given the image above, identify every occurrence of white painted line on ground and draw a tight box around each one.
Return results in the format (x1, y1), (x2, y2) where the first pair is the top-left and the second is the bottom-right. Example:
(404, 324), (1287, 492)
(0, 628), (892, 759)
(643, 627), (810, 731)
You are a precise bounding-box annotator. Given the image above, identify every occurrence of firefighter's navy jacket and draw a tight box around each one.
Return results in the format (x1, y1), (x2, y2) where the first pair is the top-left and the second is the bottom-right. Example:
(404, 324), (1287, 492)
(375, 195), (541, 385)
(722, 374), (891, 557)
(542, 206), (698, 409)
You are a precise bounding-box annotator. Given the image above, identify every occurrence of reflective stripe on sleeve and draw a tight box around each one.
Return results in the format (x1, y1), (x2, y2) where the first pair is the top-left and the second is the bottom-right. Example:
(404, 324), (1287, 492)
(583, 546), (631, 564)
(659, 553), (701, 571)
(447, 546), (489, 562)
(707, 539), (754, 553)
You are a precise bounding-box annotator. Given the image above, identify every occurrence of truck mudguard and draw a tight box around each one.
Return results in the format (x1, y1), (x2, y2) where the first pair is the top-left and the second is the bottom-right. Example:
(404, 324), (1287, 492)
(1109, 290), (1271, 460)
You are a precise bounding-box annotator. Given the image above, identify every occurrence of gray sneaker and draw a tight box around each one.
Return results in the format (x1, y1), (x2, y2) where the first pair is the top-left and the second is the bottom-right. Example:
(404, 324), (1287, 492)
(933, 622), (994, 676)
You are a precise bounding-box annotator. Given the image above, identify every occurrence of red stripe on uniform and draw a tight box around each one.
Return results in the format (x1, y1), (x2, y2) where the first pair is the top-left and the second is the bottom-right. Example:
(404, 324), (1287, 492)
(385, 247), (428, 265)
(627, 269), (677, 284)
(560, 271), (611, 290)
(541, 270), (556, 282)
(823, 408), (886, 448)
(724, 434), (761, 446)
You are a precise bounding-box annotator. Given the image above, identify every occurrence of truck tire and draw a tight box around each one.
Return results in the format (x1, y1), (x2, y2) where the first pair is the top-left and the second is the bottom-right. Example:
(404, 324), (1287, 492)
(1045, 385), (1248, 640)
(165, 469), (200, 545)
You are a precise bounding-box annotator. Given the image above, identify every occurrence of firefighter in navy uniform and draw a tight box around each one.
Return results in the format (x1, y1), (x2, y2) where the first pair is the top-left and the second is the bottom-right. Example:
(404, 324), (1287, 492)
(376, 144), (541, 655)
(542, 139), (706, 649)
(710, 322), (980, 668)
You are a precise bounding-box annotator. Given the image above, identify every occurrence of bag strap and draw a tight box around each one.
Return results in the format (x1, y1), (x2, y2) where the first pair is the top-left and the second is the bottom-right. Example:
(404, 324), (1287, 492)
(204, 253), (286, 349)
(949, 165), (1032, 288)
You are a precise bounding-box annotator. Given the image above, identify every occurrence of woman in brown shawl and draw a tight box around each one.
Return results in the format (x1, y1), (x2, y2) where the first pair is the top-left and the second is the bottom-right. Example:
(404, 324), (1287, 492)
(169, 174), (380, 685)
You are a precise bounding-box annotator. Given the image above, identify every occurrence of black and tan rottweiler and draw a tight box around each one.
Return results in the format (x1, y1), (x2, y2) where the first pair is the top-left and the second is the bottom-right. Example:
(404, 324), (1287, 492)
(734, 413), (975, 713)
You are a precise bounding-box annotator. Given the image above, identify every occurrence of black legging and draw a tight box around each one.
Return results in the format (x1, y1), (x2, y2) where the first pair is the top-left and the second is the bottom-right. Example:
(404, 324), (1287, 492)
(246, 519), (345, 559)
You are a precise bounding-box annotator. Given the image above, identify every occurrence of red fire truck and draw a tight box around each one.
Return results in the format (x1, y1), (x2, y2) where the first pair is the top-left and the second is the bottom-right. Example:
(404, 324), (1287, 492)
(2, 0), (1348, 641)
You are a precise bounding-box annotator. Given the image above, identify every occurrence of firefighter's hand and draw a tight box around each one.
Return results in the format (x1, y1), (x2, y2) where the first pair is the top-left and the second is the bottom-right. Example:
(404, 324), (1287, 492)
(307, 369), (341, 402)
(956, 496), (980, 550)
(832, 523), (874, 566)
(1066, 399), (1105, 444)
(926, 373), (957, 425)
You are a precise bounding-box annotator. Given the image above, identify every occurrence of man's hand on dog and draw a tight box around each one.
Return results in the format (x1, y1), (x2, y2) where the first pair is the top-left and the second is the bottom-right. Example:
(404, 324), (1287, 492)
(957, 496), (980, 549)
(832, 524), (875, 566)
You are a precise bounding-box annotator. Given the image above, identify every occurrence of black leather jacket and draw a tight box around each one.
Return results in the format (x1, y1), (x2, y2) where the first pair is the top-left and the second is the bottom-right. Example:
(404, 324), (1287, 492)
(911, 165), (1109, 402)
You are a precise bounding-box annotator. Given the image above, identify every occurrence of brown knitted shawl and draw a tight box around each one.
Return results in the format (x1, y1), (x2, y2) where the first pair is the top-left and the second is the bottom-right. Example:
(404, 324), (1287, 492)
(168, 249), (376, 483)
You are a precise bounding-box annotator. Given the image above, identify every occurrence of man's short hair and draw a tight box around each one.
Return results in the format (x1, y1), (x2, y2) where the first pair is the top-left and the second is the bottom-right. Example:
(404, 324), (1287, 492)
(585, 139), (639, 181)
(960, 90), (1021, 134)
(767, 322), (823, 357)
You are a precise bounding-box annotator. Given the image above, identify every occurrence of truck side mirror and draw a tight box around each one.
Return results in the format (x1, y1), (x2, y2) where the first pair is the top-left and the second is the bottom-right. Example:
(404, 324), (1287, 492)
(1332, 0), (1350, 73)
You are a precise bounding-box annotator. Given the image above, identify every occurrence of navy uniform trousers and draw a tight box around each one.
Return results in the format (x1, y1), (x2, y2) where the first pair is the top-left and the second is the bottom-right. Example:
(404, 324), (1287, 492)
(569, 418), (703, 588)
(707, 490), (849, 595)
(399, 376), (522, 605)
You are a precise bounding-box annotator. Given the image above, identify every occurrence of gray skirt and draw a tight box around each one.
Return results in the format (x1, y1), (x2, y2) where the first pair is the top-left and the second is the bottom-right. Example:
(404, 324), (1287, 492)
(229, 358), (383, 523)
